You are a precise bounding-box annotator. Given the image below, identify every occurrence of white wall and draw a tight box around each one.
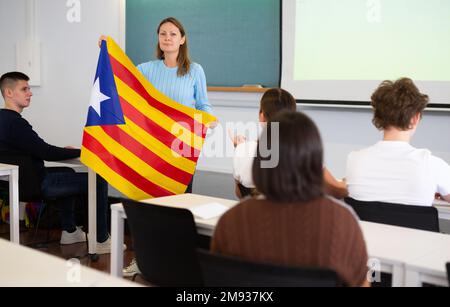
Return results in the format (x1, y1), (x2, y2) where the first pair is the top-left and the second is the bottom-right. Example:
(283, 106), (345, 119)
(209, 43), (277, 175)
(0, 0), (122, 146)
(1, 0), (449, 180)
(0, 1), (26, 73)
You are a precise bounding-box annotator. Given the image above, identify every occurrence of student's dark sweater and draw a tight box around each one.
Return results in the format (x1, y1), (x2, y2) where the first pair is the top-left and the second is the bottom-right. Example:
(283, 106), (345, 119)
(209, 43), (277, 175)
(0, 109), (81, 184)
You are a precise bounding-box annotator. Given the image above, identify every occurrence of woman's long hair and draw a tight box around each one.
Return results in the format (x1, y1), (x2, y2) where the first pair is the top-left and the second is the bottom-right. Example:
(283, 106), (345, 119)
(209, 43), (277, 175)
(252, 111), (324, 203)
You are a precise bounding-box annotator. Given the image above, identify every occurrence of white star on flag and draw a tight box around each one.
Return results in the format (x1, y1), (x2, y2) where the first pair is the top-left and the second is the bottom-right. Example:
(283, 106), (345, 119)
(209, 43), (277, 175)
(89, 77), (110, 116)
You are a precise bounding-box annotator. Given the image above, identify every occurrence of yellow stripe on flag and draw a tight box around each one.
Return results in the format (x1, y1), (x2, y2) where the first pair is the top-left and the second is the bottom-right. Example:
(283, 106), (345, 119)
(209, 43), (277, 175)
(114, 77), (205, 151)
(121, 117), (197, 173)
(80, 146), (153, 200)
(84, 127), (187, 194)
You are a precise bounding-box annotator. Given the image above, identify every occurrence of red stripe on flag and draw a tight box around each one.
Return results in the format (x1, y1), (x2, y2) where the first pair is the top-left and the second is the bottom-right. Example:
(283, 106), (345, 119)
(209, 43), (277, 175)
(109, 55), (206, 138)
(82, 132), (174, 197)
(120, 97), (201, 162)
(100, 125), (193, 185)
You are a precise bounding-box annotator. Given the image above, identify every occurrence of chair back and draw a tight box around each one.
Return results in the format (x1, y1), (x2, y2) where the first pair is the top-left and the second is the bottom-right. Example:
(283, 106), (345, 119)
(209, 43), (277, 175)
(344, 197), (439, 232)
(122, 199), (203, 286)
(446, 262), (450, 286)
(0, 151), (43, 202)
(197, 249), (338, 287)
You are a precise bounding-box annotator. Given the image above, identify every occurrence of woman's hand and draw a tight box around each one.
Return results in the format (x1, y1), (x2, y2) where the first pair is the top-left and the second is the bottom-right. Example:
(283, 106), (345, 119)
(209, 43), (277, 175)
(208, 120), (219, 129)
(98, 35), (108, 48)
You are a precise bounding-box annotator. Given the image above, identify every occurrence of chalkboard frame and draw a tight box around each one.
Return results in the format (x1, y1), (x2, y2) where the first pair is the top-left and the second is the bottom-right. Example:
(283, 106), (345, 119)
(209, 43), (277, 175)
(125, 0), (282, 92)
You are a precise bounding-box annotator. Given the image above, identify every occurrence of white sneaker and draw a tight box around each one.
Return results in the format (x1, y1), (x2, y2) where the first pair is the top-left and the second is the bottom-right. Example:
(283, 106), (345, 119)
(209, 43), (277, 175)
(60, 227), (87, 245)
(95, 236), (127, 255)
(123, 258), (141, 277)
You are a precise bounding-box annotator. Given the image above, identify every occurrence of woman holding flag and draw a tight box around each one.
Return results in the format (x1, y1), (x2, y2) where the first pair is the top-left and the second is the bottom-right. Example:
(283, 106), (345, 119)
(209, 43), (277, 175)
(100, 17), (214, 277)
(100, 17), (213, 193)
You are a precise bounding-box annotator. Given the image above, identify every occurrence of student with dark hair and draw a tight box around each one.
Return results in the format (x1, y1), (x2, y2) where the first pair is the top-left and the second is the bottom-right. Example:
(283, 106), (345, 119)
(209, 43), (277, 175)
(232, 88), (347, 199)
(0, 72), (115, 253)
(346, 78), (450, 205)
(213, 111), (369, 287)
(232, 88), (297, 198)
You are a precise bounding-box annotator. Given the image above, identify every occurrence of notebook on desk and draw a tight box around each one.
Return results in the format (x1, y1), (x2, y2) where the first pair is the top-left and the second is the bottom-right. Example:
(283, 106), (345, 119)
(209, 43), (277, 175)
(189, 202), (229, 220)
(433, 199), (450, 206)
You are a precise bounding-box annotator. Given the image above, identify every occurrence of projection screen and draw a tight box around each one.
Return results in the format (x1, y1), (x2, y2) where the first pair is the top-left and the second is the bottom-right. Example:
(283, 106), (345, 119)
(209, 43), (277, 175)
(281, 0), (450, 110)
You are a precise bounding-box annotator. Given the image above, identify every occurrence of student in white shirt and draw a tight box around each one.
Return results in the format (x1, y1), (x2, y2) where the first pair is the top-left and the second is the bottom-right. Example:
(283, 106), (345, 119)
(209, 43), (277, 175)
(232, 88), (296, 198)
(346, 78), (450, 206)
(232, 88), (348, 199)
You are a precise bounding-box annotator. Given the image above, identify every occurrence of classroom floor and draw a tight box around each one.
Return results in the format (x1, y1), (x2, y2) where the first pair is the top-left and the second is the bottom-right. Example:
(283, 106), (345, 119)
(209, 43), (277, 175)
(0, 223), (152, 286)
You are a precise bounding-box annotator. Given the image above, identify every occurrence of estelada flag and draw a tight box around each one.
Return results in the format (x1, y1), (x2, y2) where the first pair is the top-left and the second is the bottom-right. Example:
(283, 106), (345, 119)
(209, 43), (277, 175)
(81, 37), (216, 200)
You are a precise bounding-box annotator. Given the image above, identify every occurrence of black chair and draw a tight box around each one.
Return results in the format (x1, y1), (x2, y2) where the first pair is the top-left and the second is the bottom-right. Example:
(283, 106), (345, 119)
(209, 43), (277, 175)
(446, 262), (450, 286)
(197, 249), (338, 287)
(344, 197), (439, 232)
(237, 183), (260, 199)
(0, 151), (43, 202)
(122, 199), (203, 286)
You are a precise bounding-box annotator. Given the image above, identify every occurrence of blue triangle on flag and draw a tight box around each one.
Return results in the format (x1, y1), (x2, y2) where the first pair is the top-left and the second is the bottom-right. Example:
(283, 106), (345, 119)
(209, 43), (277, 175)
(85, 40), (125, 127)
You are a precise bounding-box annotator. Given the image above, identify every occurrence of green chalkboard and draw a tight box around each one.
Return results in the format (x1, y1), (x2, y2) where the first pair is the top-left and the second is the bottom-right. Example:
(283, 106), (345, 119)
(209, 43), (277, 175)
(126, 0), (280, 88)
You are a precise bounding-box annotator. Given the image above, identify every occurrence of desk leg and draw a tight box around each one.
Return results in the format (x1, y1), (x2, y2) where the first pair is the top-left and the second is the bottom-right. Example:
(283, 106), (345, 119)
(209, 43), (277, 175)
(111, 208), (124, 277)
(88, 169), (97, 255)
(391, 265), (405, 287)
(404, 270), (421, 287)
(9, 168), (19, 244)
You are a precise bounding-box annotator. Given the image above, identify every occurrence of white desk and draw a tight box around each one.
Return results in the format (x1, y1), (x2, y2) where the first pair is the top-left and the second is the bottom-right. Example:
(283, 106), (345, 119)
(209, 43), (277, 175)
(110, 194), (237, 277)
(0, 163), (19, 244)
(0, 238), (139, 287)
(110, 194), (450, 287)
(360, 220), (450, 287)
(434, 199), (450, 221)
(45, 159), (86, 170)
(403, 234), (450, 287)
(2, 159), (99, 255)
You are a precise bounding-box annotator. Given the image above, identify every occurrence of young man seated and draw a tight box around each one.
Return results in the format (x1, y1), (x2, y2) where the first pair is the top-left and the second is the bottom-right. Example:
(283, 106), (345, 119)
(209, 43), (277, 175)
(0, 71), (119, 253)
(346, 77), (450, 206)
